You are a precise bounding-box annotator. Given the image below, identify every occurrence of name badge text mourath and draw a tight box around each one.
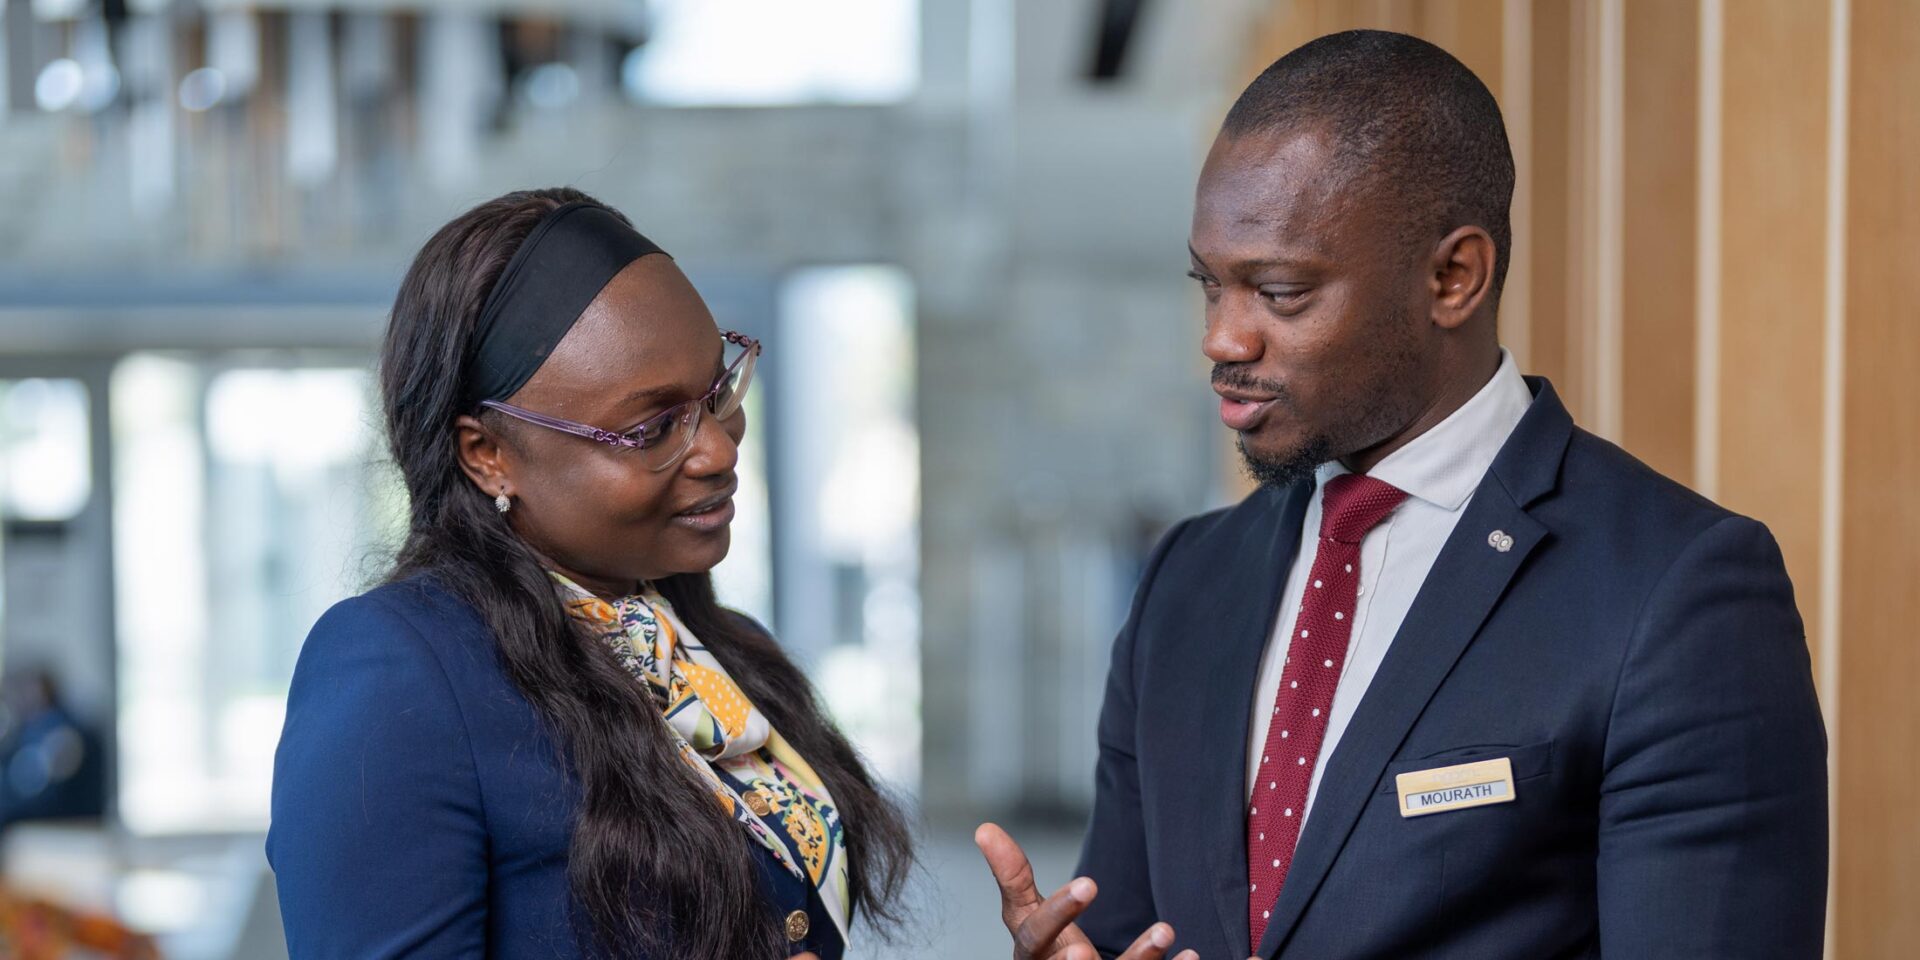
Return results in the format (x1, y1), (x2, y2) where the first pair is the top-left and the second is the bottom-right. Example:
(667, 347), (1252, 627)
(1394, 756), (1517, 818)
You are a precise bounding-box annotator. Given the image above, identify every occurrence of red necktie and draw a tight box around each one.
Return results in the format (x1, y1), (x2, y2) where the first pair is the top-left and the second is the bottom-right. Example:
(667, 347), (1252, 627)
(1246, 473), (1408, 951)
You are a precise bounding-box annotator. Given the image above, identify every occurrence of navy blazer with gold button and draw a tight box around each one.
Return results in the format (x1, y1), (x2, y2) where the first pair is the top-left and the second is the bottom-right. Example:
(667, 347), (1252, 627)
(267, 576), (841, 959)
(1075, 379), (1827, 959)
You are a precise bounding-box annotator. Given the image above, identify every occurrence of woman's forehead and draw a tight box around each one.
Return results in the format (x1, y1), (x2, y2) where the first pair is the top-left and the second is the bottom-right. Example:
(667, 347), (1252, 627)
(512, 257), (719, 415)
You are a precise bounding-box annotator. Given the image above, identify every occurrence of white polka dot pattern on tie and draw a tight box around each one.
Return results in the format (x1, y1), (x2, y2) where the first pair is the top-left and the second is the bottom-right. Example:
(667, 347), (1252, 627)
(1245, 473), (1408, 952)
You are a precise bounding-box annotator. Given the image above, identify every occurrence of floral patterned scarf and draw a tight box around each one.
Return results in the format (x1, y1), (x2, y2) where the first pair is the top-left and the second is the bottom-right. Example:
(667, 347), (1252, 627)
(552, 573), (852, 944)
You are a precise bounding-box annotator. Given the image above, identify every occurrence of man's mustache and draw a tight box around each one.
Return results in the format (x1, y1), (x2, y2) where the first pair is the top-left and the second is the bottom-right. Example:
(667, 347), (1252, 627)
(1211, 363), (1291, 402)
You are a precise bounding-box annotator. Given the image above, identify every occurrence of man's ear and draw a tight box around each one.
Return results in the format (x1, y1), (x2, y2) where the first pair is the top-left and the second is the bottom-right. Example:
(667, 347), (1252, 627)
(1428, 225), (1496, 330)
(454, 414), (514, 500)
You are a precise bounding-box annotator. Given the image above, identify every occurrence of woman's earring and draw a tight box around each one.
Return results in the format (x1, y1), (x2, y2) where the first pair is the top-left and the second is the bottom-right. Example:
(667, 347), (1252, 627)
(494, 490), (512, 513)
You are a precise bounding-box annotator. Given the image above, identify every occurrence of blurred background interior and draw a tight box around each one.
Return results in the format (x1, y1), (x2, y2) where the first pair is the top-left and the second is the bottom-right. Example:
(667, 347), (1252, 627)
(0, 0), (1913, 957)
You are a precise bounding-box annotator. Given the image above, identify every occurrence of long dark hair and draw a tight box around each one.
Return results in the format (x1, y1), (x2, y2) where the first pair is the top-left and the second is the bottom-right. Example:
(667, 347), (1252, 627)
(378, 187), (915, 958)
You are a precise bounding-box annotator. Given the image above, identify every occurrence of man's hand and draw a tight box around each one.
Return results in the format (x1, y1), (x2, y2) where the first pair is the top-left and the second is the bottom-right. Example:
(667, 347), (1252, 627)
(975, 823), (1196, 960)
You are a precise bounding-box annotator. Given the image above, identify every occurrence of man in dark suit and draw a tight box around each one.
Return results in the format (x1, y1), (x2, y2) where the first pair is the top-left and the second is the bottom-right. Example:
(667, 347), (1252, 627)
(977, 29), (1827, 960)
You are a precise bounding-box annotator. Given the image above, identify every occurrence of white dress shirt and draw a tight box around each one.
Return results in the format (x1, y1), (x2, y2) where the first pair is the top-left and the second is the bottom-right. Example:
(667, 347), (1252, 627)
(1245, 349), (1534, 830)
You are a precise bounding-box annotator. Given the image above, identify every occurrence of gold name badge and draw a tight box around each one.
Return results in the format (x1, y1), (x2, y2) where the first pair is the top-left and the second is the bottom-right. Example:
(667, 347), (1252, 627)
(1394, 756), (1517, 818)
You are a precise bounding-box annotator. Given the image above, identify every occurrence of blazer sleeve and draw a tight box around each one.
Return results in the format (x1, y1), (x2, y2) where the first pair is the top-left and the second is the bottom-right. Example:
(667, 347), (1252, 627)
(267, 591), (490, 958)
(1074, 519), (1191, 958)
(1596, 515), (1828, 958)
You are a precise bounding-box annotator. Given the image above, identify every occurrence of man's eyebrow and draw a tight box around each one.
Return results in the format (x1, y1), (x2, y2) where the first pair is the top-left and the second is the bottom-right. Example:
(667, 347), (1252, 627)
(1189, 244), (1325, 271)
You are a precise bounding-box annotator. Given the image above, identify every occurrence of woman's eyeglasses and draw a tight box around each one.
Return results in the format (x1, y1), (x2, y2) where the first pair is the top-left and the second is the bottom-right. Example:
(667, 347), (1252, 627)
(480, 330), (760, 473)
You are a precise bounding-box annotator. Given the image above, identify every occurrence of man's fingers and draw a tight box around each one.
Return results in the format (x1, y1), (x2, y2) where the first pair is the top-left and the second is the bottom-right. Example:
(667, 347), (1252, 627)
(1012, 877), (1097, 959)
(976, 822), (1043, 919)
(1112, 922), (1177, 960)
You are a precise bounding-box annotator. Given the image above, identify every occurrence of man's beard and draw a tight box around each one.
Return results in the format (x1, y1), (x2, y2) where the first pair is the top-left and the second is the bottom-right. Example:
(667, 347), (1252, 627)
(1214, 362), (1336, 490)
(1238, 431), (1333, 490)
(1221, 301), (1425, 491)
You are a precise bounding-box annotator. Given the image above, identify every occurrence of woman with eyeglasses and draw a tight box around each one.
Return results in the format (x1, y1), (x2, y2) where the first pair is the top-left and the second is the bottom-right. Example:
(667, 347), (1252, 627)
(267, 188), (914, 960)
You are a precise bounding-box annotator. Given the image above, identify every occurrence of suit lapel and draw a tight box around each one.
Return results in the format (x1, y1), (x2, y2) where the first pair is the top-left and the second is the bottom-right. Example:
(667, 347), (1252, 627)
(1255, 378), (1574, 957)
(1196, 483), (1311, 956)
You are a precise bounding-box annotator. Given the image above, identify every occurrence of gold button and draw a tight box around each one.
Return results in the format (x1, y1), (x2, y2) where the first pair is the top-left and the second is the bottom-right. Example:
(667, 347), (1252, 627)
(746, 792), (772, 817)
(784, 909), (811, 942)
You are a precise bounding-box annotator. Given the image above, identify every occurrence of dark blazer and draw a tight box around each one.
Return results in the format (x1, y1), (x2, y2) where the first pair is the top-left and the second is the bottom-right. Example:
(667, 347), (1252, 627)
(1075, 379), (1827, 959)
(267, 576), (842, 959)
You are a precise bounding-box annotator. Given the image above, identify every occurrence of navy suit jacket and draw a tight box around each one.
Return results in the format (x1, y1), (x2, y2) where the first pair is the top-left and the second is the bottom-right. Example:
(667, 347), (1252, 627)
(267, 576), (842, 959)
(1075, 379), (1827, 959)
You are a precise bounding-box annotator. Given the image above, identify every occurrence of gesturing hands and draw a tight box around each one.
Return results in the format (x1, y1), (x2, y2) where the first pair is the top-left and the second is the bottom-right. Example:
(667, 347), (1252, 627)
(975, 823), (1210, 960)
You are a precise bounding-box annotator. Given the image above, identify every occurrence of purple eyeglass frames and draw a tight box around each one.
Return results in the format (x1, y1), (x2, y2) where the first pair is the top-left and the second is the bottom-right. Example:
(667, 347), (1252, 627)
(480, 330), (760, 472)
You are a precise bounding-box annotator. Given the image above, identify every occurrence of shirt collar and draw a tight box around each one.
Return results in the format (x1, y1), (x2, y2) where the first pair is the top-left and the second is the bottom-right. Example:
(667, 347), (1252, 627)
(1315, 348), (1533, 511)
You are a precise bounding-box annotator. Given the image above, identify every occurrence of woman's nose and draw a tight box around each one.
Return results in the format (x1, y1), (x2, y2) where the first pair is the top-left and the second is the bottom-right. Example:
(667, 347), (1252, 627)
(678, 406), (740, 477)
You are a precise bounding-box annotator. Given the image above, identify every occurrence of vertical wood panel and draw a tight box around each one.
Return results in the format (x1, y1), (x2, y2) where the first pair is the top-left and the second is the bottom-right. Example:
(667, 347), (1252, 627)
(1242, 0), (1321, 83)
(1694, 0), (1725, 498)
(1500, 0), (1534, 368)
(1619, 0), (1697, 484)
(1420, 0), (1506, 95)
(1590, 0), (1624, 438)
(1837, 0), (1920, 952)
(1528, 0), (1574, 401)
(1716, 0), (1828, 661)
(1816, 1), (1847, 954)
(1563, 0), (1603, 425)
(1355, 0), (1420, 32)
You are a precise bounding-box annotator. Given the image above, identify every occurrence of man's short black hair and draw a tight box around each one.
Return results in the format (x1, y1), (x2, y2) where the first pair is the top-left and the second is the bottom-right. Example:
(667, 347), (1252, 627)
(1223, 29), (1516, 302)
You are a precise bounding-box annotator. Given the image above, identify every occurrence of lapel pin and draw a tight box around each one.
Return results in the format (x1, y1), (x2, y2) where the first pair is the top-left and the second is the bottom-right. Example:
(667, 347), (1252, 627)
(1487, 530), (1514, 553)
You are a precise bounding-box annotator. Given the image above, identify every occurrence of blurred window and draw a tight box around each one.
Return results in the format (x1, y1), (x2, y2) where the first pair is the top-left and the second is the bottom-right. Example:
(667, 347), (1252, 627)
(0, 379), (91, 523)
(776, 266), (920, 789)
(110, 353), (397, 833)
(711, 386), (774, 629)
(624, 0), (918, 105)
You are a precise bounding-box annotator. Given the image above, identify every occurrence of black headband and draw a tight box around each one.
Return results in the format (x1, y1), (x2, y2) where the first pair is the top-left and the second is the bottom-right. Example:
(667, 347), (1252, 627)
(462, 201), (667, 407)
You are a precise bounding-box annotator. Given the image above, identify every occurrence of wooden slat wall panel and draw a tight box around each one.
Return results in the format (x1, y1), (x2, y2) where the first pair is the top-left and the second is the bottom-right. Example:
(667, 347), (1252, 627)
(1619, 0), (1697, 485)
(1419, 0), (1505, 95)
(1715, 0), (1830, 670)
(1526, 0), (1575, 405)
(1835, 0), (1920, 953)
